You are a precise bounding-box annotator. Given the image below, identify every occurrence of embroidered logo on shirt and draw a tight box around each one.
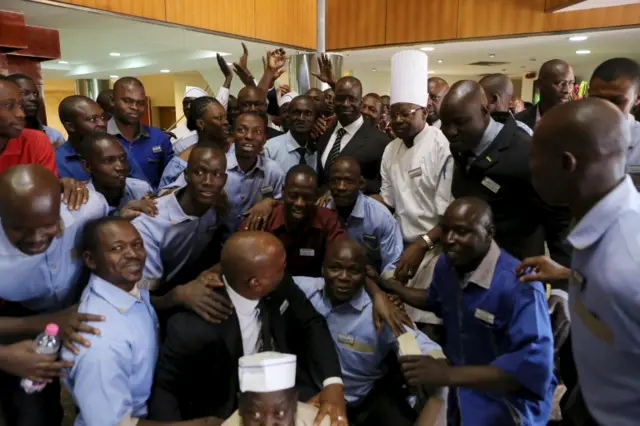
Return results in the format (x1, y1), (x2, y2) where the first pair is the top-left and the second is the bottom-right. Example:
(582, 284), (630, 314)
(299, 248), (315, 257)
(481, 177), (500, 194)
(408, 167), (422, 178)
(337, 333), (355, 345)
(152, 145), (163, 154)
(279, 299), (289, 314)
(363, 233), (377, 241)
(474, 308), (495, 325)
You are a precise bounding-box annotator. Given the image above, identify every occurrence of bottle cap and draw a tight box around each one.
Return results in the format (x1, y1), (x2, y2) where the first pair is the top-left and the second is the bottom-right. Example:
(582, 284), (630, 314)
(45, 323), (59, 336)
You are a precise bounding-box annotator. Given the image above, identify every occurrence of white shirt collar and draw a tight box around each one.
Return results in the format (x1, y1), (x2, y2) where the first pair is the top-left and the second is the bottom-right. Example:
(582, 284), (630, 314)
(336, 115), (364, 135)
(223, 275), (259, 315)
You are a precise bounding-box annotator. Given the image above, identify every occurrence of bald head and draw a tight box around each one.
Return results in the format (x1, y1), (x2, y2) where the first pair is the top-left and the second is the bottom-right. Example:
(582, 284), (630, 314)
(441, 197), (494, 268)
(325, 238), (367, 266)
(479, 74), (513, 113)
(427, 77), (449, 124)
(445, 197), (493, 229)
(440, 81), (490, 152)
(238, 86), (268, 119)
(323, 238), (368, 304)
(221, 231), (286, 299)
(531, 97), (628, 207)
(537, 59), (575, 108)
(96, 89), (114, 118)
(331, 156), (361, 177)
(0, 165), (62, 255)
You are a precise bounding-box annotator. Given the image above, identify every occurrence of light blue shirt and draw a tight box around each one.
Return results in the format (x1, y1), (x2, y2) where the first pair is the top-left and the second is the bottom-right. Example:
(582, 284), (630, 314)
(625, 117), (640, 189)
(44, 125), (65, 146)
(566, 175), (640, 426)
(61, 275), (159, 426)
(294, 276), (444, 405)
(132, 188), (218, 289)
(264, 131), (317, 173)
(87, 178), (153, 215)
(223, 153), (285, 233)
(158, 156), (188, 189)
(324, 193), (402, 273)
(0, 193), (108, 312)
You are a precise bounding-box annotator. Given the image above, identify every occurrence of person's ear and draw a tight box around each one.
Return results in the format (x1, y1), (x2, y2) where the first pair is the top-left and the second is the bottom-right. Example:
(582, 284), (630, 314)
(562, 151), (578, 173)
(81, 159), (91, 174)
(248, 277), (262, 292)
(486, 223), (496, 239)
(634, 91), (640, 107)
(83, 251), (97, 270)
(196, 118), (205, 132)
(62, 120), (75, 134)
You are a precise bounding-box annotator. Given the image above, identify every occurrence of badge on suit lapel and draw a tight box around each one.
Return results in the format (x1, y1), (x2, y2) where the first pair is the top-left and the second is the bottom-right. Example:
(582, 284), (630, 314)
(481, 177), (500, 194)
(474, 308), (495, 325)
(279, 299), (289, 314)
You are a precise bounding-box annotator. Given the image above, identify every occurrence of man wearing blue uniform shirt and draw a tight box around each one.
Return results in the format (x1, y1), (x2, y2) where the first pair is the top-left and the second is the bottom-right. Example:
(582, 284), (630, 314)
(294, 238), (446, 426)
(0, 165), (109, 426)
(107, 77), (173, 188)
(78, 132), (156, 216)
(324, 156), (402, 274)
(61, 216), (216, 426)
(380, 197), (555, 426)
(264, 95), (318, 172)
(55, 95), (147, 181)
(520, 98), (640, 426)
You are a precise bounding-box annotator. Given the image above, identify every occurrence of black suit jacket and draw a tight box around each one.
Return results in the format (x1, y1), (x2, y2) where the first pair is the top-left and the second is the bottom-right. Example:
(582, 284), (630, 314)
(267, 126), (283, 140)
(514, 104), (538, 130)
(148, 274), (342, 421)
(451, 114), (572, 268)
(316, 119), (389, 194)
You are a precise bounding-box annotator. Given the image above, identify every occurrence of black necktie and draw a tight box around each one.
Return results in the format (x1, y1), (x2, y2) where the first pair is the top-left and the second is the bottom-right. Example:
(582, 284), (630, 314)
(256, 299), (274, 352)
(295, 147), (307, 165)
(325, 128), (347, 172)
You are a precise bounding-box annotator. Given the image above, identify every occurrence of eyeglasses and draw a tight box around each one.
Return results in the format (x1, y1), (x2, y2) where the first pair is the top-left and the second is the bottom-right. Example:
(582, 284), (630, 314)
(390, 107), (420, 121)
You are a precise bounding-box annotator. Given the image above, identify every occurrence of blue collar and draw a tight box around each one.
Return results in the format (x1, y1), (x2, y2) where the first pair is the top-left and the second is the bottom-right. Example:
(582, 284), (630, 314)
(164, 189), (198, 224)
(58, 141), (81, 159)
(227, 151), (264, 174)
(284, 132), (312, 154)
(473, 117), (504, 157)
(316, 278), (370, 311)
(107, 118), (150, 140)
(326, 192), (366, 220)
(567, 176), (636, 250)
(89, 274), (141, 313)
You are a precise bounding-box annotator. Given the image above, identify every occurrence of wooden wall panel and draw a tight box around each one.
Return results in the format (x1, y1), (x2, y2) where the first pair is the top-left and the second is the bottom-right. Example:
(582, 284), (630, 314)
(457, 0), (546, 39)
(544, 0), (585, 12)
(544, 3), (640, 32)
(386, 0), (458, 45)
(165, 0), (255, 38)
(255, 0), (317, 49)
(326, 0), (386, 50)
(56, 0), (167, 21)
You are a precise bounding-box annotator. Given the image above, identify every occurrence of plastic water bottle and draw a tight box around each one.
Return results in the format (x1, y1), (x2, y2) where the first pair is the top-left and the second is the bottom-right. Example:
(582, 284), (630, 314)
(20, 323), (61, 394)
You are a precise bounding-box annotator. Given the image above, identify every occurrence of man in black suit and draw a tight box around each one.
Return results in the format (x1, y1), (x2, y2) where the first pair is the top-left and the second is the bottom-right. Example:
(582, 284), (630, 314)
(148, 231), (347, 426)
(515, 59), (575, 129)
(316, 76), (389, 194)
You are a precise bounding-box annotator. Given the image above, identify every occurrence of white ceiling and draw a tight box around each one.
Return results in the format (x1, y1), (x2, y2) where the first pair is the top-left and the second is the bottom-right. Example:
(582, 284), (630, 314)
(559, 0), (640, 12)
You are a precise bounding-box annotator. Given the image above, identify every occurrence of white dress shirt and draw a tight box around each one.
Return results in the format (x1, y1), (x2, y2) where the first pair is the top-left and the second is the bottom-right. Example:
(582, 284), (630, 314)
(320, 115), (364, 167)
(224, 277), (261, 355)
(380, 124), (454, 242)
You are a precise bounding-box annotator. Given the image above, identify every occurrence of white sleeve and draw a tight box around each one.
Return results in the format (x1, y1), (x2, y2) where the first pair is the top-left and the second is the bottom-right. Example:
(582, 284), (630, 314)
(379, 143), (395, 207)
(433, 134), (454, 216)
(215, 87), (230, 110)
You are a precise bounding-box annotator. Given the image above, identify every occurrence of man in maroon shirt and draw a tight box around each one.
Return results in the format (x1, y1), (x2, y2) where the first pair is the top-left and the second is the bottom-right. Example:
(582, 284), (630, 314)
(241, 165), (345, 277)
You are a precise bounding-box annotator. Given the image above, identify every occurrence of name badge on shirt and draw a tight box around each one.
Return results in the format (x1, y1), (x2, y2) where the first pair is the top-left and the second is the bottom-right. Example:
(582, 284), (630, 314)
(337, 333), (355, 345)
(299, 248), (315, 257)
(570, 270), (585, 291)
(626, 164), (640, 174)
(152, 145), (163, 154)
(481, 177), (500, 194)
(408, 167), (422, 178)
(279, 299), (289, 314)
(260, 185), (274, 196)
(363, 233), (377, 242)
(474, 308), (495, 325)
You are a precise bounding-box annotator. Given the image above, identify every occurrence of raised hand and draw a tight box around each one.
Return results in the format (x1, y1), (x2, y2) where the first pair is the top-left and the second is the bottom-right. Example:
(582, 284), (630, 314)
(311, 54), (336, 89)
(216, 53), (233, 87)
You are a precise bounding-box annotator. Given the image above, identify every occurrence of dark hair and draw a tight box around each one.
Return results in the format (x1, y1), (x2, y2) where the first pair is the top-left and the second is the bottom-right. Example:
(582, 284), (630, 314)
(364, 93), (381, 101)
(187, 96), (222, 132)
(113, 77), (144, 92)
(77, 132), (120, 160)
(590, 58), (640, 91)
(58, 95), (93, 123)
(285, 164), (318, 187)
(82, 216), (131, 253)
(234, 111), (267, 130)
(6, 73), (34, 83)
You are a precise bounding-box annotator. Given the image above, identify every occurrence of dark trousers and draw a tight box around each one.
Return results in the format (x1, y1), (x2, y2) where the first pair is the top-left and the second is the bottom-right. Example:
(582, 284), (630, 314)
(0, 372), (63, 426)
(347, 378), (416, 426)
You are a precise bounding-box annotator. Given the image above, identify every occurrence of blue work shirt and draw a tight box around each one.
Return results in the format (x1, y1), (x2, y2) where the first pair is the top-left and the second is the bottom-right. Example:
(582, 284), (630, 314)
(427, 241), (555, 426)
(158, 156), (187, 189)
(324, 192), (402, 273)
(132, 187), (218, 291)
(625, 116), (640, 189)
(55, 140), (148, 182)
(0, 193), (108, 312)
(107, 118), (173, 189)
(566, 176), (640, 426)
(87, 178), (153, 215)
(61, 274), (159, 426)
(223, 152), (285, 233)
(294, 276), (445, 405)
(44, 125), (65, 146)
(264, 131), (317, 173)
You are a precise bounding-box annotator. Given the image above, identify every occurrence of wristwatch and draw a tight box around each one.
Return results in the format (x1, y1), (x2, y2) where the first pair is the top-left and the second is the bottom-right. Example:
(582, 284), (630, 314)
(421, 234), (435, 251)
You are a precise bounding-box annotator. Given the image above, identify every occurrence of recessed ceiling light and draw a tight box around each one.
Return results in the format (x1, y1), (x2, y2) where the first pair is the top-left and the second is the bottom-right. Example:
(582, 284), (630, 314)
(109, 52), (121, 57)
(420, 47), (435, 52)
(372, 68), (377, 72)
(58, 60), (68, 64)
(569, 36), (588, 42)
(160, 69), (171, 73)
(110, 75), (119, 79)
(427, 70), (434, 74)
(489, 54), (496, 58)
(576, 49), (591, 55)
(437, 59), (443, 63)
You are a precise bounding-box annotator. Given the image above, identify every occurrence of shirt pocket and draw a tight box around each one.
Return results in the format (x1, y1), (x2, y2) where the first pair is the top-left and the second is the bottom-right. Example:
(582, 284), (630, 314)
(361, 233), (383, 272)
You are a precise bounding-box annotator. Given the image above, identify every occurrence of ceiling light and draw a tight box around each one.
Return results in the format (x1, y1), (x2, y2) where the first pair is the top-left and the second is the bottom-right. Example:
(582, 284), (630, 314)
(160, 69), (171, 73)
(58, 60), (68, 64)
(576, 49), (591, 55)
(372, 68), (377, 72)
(427, 70), (434, 74)
(110, 75), (119, 79)
(109, 52), (121, 57)
(437, 59), (443, 63)
(420, 47), (435, 52)
(489, 54), (496, 58)
(569, 36), (588, 42)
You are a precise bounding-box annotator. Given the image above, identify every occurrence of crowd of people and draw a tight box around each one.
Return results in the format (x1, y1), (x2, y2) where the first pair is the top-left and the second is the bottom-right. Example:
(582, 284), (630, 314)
(0, 42), (638, 426)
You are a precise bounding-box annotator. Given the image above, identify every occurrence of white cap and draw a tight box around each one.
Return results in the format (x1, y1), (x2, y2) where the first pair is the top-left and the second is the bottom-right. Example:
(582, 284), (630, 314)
(238, 352), (297, 393)
(184, 86), (209, 99)
(390, 50), (429, 108)
(279, 91), (299, 107)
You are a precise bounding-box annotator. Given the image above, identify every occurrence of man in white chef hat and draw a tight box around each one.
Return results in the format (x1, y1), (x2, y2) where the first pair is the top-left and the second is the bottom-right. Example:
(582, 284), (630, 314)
(371, 50), (454, 336)
(223, 352), (330, 426)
